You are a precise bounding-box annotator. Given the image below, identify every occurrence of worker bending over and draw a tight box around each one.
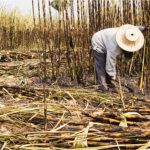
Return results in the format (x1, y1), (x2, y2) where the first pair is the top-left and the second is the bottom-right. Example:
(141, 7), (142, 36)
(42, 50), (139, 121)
(92, 24), (145, 92)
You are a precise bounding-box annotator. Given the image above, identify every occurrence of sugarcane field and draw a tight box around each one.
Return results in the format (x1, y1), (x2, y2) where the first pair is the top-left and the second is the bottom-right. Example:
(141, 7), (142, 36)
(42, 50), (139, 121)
(0, 0), (150, 149)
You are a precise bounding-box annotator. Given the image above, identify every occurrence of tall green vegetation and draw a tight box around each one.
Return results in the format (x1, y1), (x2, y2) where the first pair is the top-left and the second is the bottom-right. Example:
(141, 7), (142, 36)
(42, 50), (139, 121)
(0, 0), (149, 89)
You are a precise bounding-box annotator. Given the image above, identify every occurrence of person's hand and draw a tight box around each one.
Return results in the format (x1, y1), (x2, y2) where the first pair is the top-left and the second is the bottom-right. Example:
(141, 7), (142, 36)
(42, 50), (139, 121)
(137, 26), (146, 32)
(111, 76), (116, 80)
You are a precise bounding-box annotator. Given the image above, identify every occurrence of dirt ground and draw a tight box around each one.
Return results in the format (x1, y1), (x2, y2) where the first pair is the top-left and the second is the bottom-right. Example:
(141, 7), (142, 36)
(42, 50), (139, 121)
(0, 49), (150, 149)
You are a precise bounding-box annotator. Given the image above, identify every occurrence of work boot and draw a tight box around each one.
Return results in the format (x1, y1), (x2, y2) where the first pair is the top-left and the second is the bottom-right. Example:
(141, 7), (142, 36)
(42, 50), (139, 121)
(106, 74), (116, 88)
(97, 85), (108, 92)
(106, 79), (116, 88)
(108, 87), (119, 94)
(107, 82), (116, 88)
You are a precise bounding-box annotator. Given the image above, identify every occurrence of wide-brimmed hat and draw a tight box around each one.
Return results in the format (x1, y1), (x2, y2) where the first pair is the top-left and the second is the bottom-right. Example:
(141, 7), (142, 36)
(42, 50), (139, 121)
(116, 24), (144, 52)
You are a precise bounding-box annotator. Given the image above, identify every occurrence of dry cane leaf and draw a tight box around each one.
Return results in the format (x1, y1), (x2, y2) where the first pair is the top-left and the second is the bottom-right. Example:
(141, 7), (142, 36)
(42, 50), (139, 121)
(124, 112), (143, 118)
(137, 141), (150, 150)
(73, 122), (93, 148)
(0, 103), (5, 108)
(119, 114), (128, 128)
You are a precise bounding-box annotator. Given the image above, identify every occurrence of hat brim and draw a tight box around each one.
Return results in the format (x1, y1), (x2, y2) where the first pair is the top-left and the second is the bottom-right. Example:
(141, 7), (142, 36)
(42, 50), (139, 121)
(116, 24), (144, 52)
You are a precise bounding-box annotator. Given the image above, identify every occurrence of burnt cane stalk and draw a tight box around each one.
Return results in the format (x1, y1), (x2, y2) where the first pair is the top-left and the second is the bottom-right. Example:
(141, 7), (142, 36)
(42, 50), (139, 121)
(32, 0), (36, 27)
(42, 0), (48, 130)
(48, 0), (55, 80)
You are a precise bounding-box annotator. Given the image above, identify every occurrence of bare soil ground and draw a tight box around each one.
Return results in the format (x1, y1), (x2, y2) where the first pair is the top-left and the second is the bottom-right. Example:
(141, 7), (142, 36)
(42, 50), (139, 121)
(0, 49), (150, 149)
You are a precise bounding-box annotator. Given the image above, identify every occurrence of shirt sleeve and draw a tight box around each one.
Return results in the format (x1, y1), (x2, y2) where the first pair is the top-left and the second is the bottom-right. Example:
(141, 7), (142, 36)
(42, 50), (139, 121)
(105, 51), (117, 78)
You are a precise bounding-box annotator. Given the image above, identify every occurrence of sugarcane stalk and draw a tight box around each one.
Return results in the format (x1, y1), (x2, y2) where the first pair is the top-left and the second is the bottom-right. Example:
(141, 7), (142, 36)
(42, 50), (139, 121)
(32, 0), (36, 27)
(48, 0), (56, 80)
(37, 0), (41, 30)
(117, 75), (125, 109)
(139, 41), (146, 92)
(42, 0), (48, 130)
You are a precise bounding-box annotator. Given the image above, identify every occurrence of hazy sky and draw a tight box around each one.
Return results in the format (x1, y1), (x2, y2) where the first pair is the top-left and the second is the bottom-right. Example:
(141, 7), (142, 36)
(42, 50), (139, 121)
(0, 0), (57, 16)
(0, 0), (86, 19)
(1, 0), (33, 15)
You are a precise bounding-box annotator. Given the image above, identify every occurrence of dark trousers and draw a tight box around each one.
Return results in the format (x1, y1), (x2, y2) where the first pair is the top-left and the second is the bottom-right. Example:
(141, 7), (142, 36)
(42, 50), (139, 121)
(92, 50), (111, 89)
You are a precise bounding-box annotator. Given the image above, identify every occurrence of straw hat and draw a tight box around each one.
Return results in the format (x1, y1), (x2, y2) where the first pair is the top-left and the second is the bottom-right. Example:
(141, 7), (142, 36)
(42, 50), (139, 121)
(116, 24), (144, 52)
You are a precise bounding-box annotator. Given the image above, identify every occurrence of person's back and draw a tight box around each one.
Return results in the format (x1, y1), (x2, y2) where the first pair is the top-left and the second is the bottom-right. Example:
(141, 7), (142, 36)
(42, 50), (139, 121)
(92, 28), (121, 56)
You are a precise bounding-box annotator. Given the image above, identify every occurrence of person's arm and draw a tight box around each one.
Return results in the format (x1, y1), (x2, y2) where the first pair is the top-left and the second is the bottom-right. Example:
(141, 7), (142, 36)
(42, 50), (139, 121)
(105, 51), (117, 80)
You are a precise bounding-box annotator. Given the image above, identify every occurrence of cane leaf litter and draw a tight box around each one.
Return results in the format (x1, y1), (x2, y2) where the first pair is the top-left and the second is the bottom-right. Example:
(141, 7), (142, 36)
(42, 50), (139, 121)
(0, 0), (150, 149)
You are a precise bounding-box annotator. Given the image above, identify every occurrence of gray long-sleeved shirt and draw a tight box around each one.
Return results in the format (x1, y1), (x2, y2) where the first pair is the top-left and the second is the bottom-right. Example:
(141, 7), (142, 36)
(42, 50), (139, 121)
(92, 28), (122, 78)
(91, 26), (145, 78)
